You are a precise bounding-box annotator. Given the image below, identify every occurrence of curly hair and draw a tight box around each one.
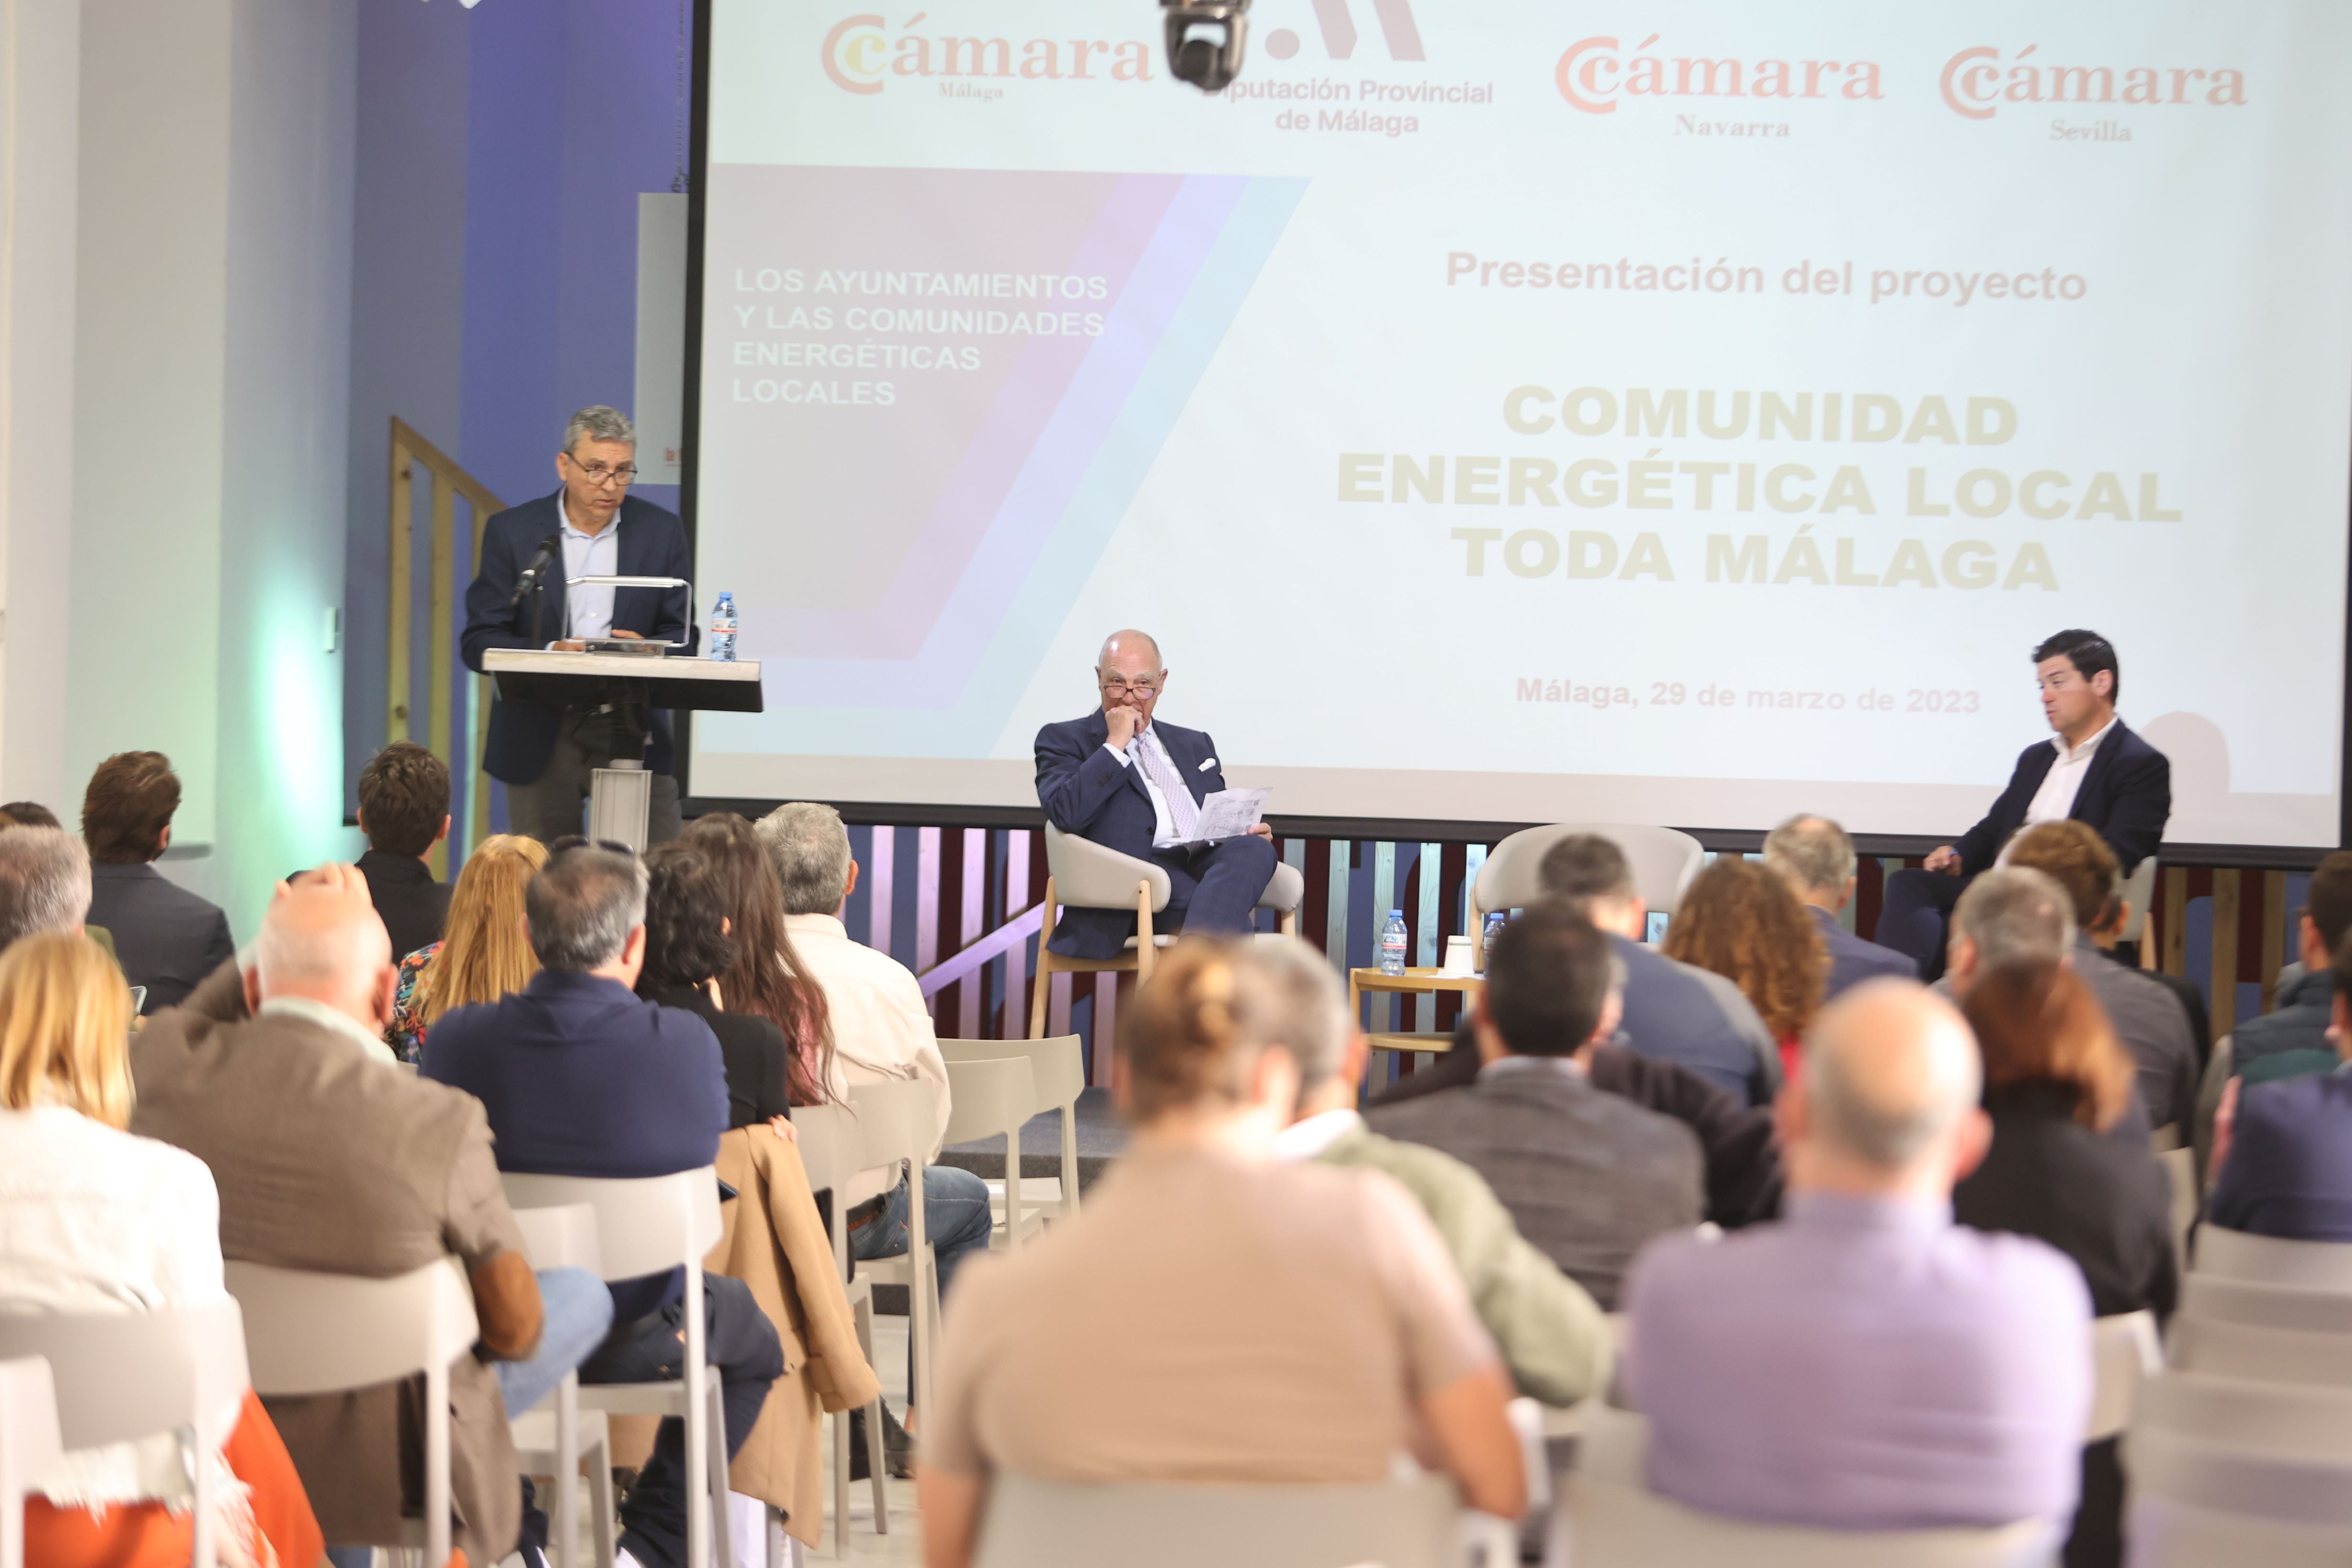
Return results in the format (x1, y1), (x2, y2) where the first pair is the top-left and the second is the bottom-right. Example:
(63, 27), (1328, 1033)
(1662, 856), (1826, 1042)
(680, 813), (838, 1107)
(639, 843), (738, 992)
(358, 742), (452, 859)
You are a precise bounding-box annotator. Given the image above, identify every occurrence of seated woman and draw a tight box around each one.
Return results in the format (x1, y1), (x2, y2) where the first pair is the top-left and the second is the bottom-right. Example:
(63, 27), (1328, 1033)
(1953, 959), (2176, 1568)
(385, 831), (546, 1061)
(918, 938), (1525, 1568)
(638, 841), (794, 1127)
(0, 932), (322, 1568)
(1663, 856), (1826, 1087)
(679, 812), (837, 1107)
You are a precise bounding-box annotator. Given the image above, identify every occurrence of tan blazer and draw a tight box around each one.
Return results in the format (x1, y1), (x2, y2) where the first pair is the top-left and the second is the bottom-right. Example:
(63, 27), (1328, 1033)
(709, 1126), (883, 1548)
(129, 961), (533, 1565)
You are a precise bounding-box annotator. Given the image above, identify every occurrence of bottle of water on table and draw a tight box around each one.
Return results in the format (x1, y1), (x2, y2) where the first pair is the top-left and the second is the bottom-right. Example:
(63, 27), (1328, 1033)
(708, 592), (738, 661)
(1481, 911), (1507, 969)
(1379, 909), (1409, 976)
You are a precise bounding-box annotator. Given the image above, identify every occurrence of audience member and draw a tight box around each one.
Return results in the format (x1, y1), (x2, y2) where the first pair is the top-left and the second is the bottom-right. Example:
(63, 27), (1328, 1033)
(1259, 937), (1613, 1406)
(919, 939), (1525, 1568)
(639, 841), (793, 1126)
(1370, 904), (1704, 1307)
(422, 845), (783, 1568)
(2228, 849), (2352, 1086)
(1625, 980), (2093, 1531)
(81, 750), (234, 1012)
(2206, 932), (2352, 1241)
(0, 799), (61, 828)
(1665, 854), (1827, 1085)
(0, 932), (322, 1568)
(680, 811), (837, 1105)
(2003, 821), (2199, 1134)
(131, 866), (607, 1566)
(756, 800), (990, 1469)
(2084, 885), (2211, 1075)
(354, 740), (454, 960)
(0, 826), (90, 950)
(1763, 813), (1918, 996)
(386, 831), (546, 1061)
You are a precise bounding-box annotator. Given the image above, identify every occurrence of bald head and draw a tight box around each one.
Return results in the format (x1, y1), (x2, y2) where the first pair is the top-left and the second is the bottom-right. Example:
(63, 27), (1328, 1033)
(253, 875), (398, 1031)
(1098, 629), (1162, 670)
(1794, 979), (1987, 1193)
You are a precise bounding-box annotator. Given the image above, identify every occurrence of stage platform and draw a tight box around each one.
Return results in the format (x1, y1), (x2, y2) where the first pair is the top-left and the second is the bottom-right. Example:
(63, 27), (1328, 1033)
(937, 1086), (1126, 1197)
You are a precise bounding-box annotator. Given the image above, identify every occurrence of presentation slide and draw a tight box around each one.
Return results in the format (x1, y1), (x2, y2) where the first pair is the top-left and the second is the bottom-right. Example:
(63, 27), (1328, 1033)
(693, 1), (2352, 847)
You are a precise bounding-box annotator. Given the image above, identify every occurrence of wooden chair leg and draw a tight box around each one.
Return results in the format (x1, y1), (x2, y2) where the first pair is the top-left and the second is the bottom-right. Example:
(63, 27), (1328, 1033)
(1136, 882), (1156, 986)
(1279, 908), (1297, 938)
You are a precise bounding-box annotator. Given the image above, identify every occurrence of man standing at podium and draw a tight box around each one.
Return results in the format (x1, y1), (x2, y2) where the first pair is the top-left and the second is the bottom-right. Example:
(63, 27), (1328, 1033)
(1034, 629), (1276, 959)
(461, 406), (694, 845)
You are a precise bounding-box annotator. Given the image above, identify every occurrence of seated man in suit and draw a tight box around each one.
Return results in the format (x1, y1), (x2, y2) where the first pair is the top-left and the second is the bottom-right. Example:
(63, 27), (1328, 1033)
(80, 750), (235, 1013)
(353, 741), (454, 962)
(1032, 629), (1276, 957)
(1625, 979), (2093, 1531)
(460, 405), (694, 846)
(1369, 903), (1703, 1309)
(423, 844), (784, 1568)
(1763, 813), (1916, 997)
(1879, 629), (2171, 979)
(2207, 933), (2352, 1241)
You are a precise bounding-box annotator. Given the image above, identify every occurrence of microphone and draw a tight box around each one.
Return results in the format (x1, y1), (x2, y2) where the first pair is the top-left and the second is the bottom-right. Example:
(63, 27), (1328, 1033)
(508, 533), (562, 608)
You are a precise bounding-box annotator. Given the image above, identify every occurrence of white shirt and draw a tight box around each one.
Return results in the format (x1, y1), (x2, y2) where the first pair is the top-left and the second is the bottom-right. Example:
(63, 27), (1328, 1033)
(785, 911), (953, 1207)
(259, 994), (400, 1066)
(1102, 724), (1186, 848)
(1269, 1108), (1362, 1162)
(2024, 714), (2118, 830)
(558, 494), (619, 641)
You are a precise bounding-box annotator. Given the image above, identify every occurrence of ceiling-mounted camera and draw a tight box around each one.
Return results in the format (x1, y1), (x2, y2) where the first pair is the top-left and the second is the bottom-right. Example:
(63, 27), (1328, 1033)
(1162, 0), (1250, 93)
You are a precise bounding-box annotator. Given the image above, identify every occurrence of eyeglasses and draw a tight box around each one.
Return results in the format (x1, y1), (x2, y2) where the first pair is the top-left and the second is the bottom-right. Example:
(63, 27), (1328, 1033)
(1098, 677), (1162, 697)
(567, 459), (639, 488)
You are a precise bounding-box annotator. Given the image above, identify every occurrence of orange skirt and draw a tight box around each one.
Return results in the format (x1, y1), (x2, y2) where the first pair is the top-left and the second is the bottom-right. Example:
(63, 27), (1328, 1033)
(23, 1388), (325, 1568)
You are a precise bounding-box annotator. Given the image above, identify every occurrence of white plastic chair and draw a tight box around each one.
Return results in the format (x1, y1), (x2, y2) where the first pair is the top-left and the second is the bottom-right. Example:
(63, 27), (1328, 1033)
(2195, 1226), (2352, 1290)
(1028, 823), (1306, 1037)
(2124, 1421), (2352, 1564)
(1555, 1406), (2059, 1568)
(1470, 824), (1705, 964)
(0, 1357), (63, 1568)
(226, 1259), (472, 1568)
(509, 1202), (615, 1568)
(2088, 1310), (2164, 1442)
(2180, 1275), (2352, 1335)
(940, 1056), (1040, 1252)
(2166, 1315), (2352, 1388)
(503, 1170), (732, 1568)
(939, 1035), (1086, 1227)
(791, 1101), (890, 1556)
(846, 1080), (945, 1416)
(2120, 854), (2159, 946)
(2134, 1370), (2352, 1459)
(972, 1470), (1464, 1568)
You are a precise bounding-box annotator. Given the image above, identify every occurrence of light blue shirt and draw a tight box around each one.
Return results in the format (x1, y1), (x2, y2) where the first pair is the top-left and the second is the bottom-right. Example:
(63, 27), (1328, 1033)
(558, 497), (618, 641)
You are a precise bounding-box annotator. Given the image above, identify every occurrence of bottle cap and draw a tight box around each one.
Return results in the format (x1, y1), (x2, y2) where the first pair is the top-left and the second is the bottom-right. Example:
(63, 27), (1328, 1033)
(1390, 909), (1404, 918)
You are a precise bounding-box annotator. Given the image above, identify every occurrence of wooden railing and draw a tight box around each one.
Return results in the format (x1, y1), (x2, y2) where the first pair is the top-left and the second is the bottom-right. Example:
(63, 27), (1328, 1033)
(386, 417), (505, 875)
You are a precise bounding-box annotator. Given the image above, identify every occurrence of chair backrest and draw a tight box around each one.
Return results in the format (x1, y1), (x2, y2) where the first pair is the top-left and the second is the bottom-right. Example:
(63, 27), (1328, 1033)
(941, 1056), (1037, 1149)
(1474, 824), (1705, 920)
(791, 1103), (864, 1197)
(940, 1035), (1085, 1114)
(972, 1470), (1459, 1568)
(2125, 1423), (2352, 1530)
(2135, 1372), (2352, 1462)
(511, 1201), (604, 1274)
(1043, 822), (1172, 914)
(2197, 1227), (2352, 1291)
(849, 1077), (943, 1172)
(0, 1353), (63, 1484)
(2088, 1310), (2164, 1441)
(2120, 855), (2159, 943)
(2181, 1276), (2352, 1336)
(500, 1169), (723, 1282)
(225, 1259), (475, 1397)
(2167, 1315), (2352, 1388)
(1564, 1408), (2059, 1568)
(0, 1295), (248, 1452)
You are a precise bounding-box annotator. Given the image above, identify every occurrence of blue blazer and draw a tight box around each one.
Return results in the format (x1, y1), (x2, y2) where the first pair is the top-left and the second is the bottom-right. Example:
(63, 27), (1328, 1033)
(2207, 1070), (2352, 1242)
(1811, 904), (1919, 999)
(1034, 709), (1226, 958)
(460, 492), (696, 783)
(1953, 718), (2170, 877)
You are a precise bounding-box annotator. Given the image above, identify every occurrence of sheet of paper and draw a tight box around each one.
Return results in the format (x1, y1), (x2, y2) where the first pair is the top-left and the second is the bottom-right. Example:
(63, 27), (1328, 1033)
(1187, 787), (1268, 845)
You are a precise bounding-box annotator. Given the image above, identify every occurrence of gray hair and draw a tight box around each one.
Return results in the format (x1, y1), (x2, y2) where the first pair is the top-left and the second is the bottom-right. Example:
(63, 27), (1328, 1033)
(1233, 937), (1352, 1091)
(1763, 814), (1855, 896)
(1096, 629), (1162, 669)
(526, 848), (649, 971)
(0, 828), (91, 949)
(563, 405), (637, 453)
(1952, 866), (2076, 969)
(1534, 834), (1637, 912)
(1805, 980), (1982, 1170)
(756, 802), (853, 916)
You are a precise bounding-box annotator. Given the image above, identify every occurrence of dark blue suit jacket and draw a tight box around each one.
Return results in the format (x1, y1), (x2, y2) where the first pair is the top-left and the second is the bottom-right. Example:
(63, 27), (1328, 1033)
(1614, 935), (1773, 1108)
(2207, 1069), (2352, 1242)
(1953, 718), (2171, 877)
(86, 862), (236, 1015)
(460, 492), (695, 783)
(1810, 904), (1918, 999)
(422, 969), (727, 1317)
(1034, 709), (1225, 958)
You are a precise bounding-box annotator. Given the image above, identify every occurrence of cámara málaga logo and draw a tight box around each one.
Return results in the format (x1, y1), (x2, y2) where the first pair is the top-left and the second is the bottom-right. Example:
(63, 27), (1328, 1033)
(1554, 33), (1884, 113)
(823, 12), (1157, 93)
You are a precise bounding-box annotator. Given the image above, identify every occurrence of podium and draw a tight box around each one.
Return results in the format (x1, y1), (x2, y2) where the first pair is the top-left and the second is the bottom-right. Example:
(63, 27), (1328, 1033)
(482, 648), (763, 850)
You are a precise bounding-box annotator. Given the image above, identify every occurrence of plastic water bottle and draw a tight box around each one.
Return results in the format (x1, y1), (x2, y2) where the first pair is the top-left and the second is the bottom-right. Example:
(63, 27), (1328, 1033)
(1481, 911), (1507, 968)
(708, 592), (738, 662)
(1379, 910), (1409, 976)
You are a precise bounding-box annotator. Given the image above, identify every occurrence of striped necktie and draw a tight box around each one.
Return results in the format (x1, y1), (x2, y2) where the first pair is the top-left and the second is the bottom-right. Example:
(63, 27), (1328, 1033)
(1135, 729), (1201, 841)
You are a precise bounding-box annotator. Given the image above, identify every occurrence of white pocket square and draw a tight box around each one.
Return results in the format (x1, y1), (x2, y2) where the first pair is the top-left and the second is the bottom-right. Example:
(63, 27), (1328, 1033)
(1200, 757), (1216, 771)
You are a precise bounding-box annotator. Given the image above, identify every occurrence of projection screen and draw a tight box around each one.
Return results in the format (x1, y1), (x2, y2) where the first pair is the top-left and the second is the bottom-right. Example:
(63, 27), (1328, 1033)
(689, 0), (2352, 847)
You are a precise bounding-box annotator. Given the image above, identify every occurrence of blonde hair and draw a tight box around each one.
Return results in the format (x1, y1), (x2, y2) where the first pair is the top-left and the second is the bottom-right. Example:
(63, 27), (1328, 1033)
(1117, 939), (1278, 1123)
(417, 833), (549, 1027)
(0, 932), (134, 1127)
